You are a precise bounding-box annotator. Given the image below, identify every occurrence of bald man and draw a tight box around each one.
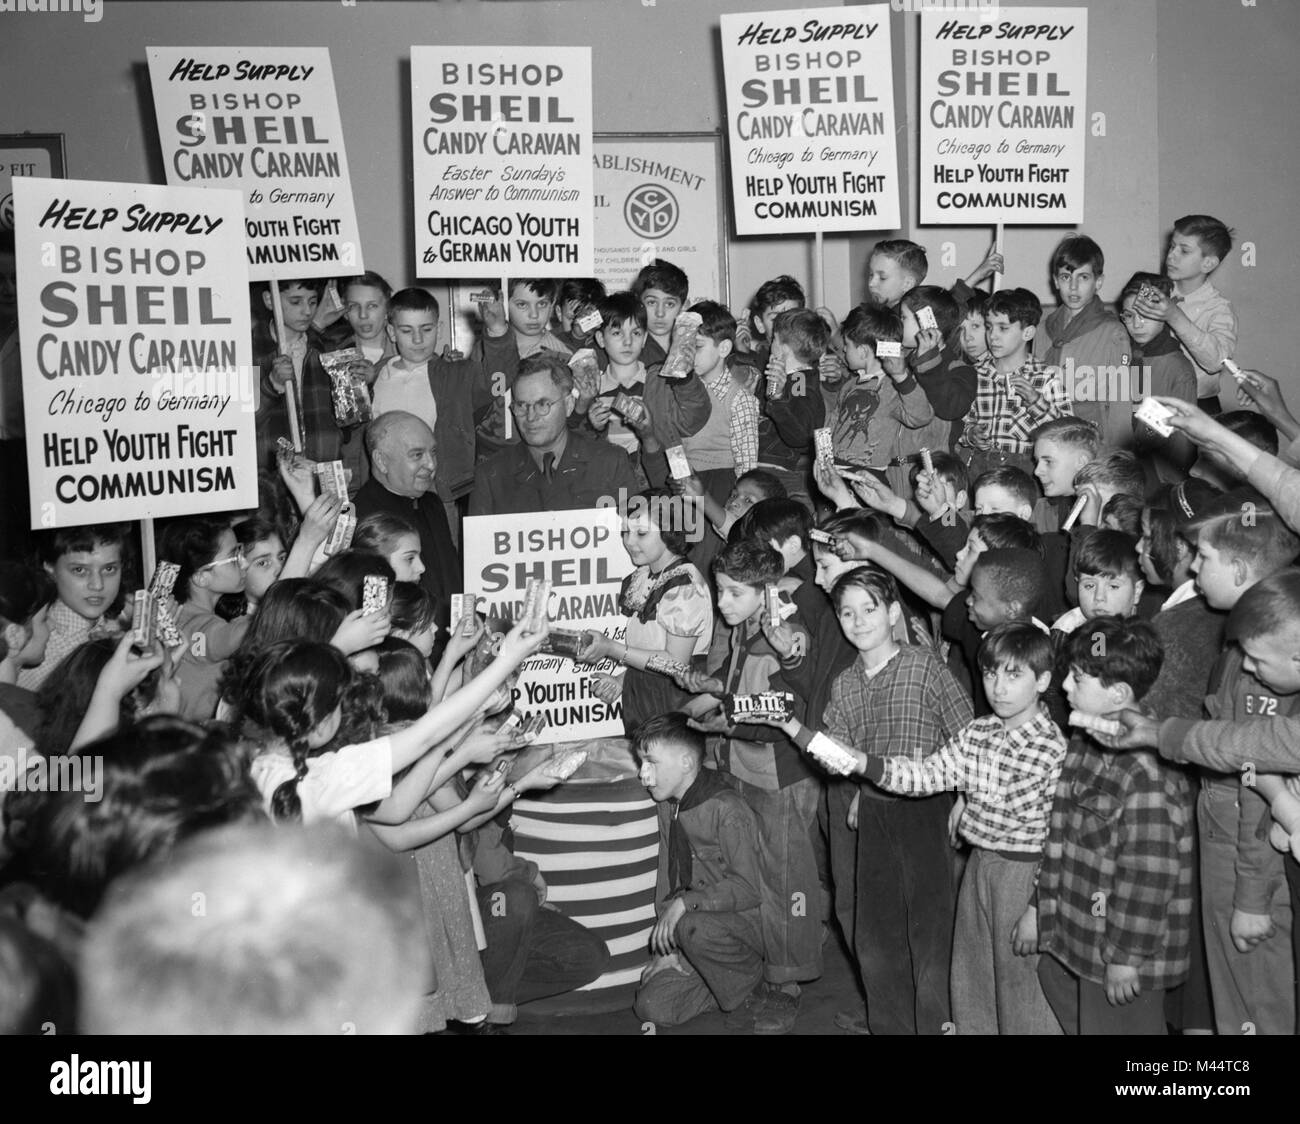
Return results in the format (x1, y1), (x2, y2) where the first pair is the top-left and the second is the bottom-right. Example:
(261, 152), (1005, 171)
(354, 410), (461, 611)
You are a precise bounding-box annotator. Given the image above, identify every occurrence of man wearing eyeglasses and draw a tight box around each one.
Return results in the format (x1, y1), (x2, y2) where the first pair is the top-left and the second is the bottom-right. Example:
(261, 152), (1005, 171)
(355, 410), (462, 613)
(469, 353), (638, 516)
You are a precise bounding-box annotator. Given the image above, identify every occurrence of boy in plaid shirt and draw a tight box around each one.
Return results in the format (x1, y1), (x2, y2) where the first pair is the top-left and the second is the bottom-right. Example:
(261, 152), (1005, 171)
(959, 288), (1072, 480)
(1023, 616), (1194, 1034)
(854, 623), (1067, 1034)
(772, 568), (973, 1035)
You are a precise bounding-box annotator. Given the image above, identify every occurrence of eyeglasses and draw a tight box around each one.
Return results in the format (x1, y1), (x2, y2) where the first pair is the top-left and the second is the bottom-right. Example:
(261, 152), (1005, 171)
(509, 397), (559, 419)
(204, 544), (246, 570)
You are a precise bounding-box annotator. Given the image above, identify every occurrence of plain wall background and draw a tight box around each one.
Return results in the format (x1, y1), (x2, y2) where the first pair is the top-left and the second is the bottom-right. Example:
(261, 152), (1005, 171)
(1, 0), (1296, 383)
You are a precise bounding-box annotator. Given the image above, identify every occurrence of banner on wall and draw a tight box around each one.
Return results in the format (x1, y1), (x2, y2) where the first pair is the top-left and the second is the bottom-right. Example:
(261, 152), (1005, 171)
(412, 45), (594, 277)
(462, 508), (632, 745)
(720, 4), (901, 235)
(918, 7), (1088, 225)
(14, 176), (257, 529)
(146, 47), (363, 279)
(593, 134), (727, 303)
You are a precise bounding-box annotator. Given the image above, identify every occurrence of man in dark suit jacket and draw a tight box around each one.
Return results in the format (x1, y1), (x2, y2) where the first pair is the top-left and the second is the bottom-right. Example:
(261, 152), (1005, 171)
(354, 411), (461, 615)
(470, 354), (639, 517)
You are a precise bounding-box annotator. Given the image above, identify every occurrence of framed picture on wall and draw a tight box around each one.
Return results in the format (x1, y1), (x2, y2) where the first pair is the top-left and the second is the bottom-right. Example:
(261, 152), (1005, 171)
(593, 132), (730, 306)
(0, 133), (66, 230)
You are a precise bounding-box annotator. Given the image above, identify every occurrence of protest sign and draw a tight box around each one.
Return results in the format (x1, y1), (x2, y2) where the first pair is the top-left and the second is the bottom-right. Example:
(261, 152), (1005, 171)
(720, 4), (900, 235)
(411, 45), (594, 276)
(146, 47), (362, 279)
(593, 134), (727, 302)
(13, 176), (256, 529)
(919, 7), (1088, 225)
(0, 134), (64, 231)
(463, 508), (632, 744)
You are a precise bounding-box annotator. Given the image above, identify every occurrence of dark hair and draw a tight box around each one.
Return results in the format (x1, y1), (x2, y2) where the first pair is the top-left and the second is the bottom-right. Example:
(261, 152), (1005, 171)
(16, 716), (259, 918)
(713, 539), (784, 589)
(36, 523), (131, 569)
(387, 286), (439, 321)
(625, 488), (691, 559)
(977, 621), (1055, 678)
(1050, 234), (1104, 277)
(840, 302), (903, 349)
(900, 285), (961, 338)
(509, 277), (557, 302)
(735, 469), (786, 501)
(559, 277), (607, 307)
(908, 450), (968, 497)
(987, 288), (1042, 330)
(771, 308), (830, 367)
(158, 517), (230, 603)
(1119, 271), (1174, 307)
(338, 271), (393, 302)
(1227, 567), (1300, 645)
(234, 640), (381, 823)
(600, 290), (648, 334)
(974, 466), (1039, 510)
(870, 239), (928, 285)
(255, 469), (301, 548)
(312, 550), (396, 611)
(1218, 410), (1278, 457)
(274, 277), (325, 297)
(354, 512), (419, 560)
(830, 566), (900, 611)
(510, 350), (574, 396)
(960, 288), (991, 320)
(1065, 615), (1163, 702)
(1073, 529), (1141, 582)
(1100, 493), (1144, 537)
(1073, 451), (1146, 501)
(35, 637), (164, 756)
(820, 507), (887, 545)
(970, 548), (1047, 619)
(734, 498), (812, 557)
(632, 259), (688, 302)
(631, 710), (706, 764)
(389, 581), (438, 635)
(0, 562), (55, 626)
(751, 275), (806, 322)
(972, 513), (1043, 556)
(233, 516), (281, 554)
(375, 637), (432, 724)
(690, 300), (737, 346)
(1172, 214), (1234, 263)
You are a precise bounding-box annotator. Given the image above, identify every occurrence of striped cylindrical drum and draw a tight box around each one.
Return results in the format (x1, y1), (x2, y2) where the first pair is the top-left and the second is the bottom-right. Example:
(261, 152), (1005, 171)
(511, 773), (659, 996)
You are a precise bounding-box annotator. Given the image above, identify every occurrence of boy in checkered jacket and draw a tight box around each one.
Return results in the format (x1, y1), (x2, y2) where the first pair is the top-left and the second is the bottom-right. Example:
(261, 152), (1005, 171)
(1022, 616), (1194, 1034)
(854, 622), (1068, 1034)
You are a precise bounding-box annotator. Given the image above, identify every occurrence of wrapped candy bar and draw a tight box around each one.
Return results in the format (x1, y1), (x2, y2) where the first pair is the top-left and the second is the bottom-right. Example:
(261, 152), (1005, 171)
(646, 652), (691, 678)
(805, 732), (859, 777)
(545, 748), (588, 780)
(148, 560), (180, 602)
(321, 348), (373, 428)
(725, 691), (795, 723)
(314, 460), (348, 502)
(543, 628), (586, 658)
(1068, 710), (1123, 738)
(660, 311), (703, 379)
(325, 504), (356, 556)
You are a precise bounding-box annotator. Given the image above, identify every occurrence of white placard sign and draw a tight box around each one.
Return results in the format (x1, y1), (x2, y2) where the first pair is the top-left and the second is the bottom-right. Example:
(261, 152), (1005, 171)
(14, 176), (256, 528)
(919, 7), (1088, 225)
(720, 5), (900, 235)
(412, 45), (594, 277)
(463, 508), (632, 744)
(147, 47), (363, 279)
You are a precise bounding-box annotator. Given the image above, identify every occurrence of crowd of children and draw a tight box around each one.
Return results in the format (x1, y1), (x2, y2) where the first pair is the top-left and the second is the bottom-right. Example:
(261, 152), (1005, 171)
(7, 210), (1300, 1038)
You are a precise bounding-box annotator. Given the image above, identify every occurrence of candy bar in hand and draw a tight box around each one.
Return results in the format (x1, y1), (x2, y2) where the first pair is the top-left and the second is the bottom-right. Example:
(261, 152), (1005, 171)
(362, 575), (389, 616)
(809, 528), (839, 548)
(148, 560), (180, 602)
(806, 731), (859, 777)
(1134, 397), (1175, 438)
(470, 290), (496, 304)
(544, 628), (586, 658)
(500, 709), (524, 734)
(765, 583), (783, 629)
(522, 711), (550, 743)
(1137, 282), (1163, 304)
(1061, 493), (1089, 532)
(612, 392), (648, 428)
(545, 748), (588, 780)
(874, 339), (902, 359)
(916, 306), (937, 332)
(320, 347), (368, 426)
(1068, 710), (1123, 738)
(576, 308), (603, 334)
(1222, 358), (1244, 381)
(314, 459), (349, 502)
(660, 311), (703, 379)
(920, 447), (935, 476)
(665, 445), (693, 481)
(449, 593), (478, 633)
(726, 691), (795, 723)
(131, 590), (155, 650)
(154, 601), (186, 651)
(814, 427), (835, 468)
(646, 652), (691, 678)
(325, 504), (356, 556)
(521, 578), (551, 633)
